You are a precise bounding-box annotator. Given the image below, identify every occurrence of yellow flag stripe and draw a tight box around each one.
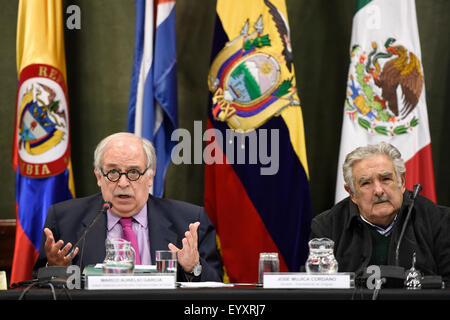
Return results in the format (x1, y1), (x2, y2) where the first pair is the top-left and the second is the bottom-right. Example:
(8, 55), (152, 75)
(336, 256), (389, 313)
(281, 107), (310, 179)
(17, 0), (75, 197)
(16, 0), (67, 80)
(216, 0), (310, 178)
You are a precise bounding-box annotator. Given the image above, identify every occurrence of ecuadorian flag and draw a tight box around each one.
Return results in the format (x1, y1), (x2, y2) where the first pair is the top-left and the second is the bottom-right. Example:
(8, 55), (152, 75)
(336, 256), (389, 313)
(204, 0), (312, 283)
(11, 0), (75, 285)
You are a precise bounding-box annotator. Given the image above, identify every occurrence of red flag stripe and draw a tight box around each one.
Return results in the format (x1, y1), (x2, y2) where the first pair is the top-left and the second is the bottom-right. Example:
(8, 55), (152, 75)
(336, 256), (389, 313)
(10, 209), (39, 285)
(404, 143), (436, 203)
(204, 120), (288, 283)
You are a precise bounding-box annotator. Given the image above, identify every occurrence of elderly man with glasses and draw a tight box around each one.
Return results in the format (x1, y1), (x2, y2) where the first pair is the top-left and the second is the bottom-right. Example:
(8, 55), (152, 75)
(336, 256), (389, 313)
(34, 132), (223, 282)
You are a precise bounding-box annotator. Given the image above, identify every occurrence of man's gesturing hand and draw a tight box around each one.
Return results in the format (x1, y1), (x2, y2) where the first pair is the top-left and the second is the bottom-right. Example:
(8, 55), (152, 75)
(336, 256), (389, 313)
(44, 228), (78, 266)
(168, 222), (200, 273)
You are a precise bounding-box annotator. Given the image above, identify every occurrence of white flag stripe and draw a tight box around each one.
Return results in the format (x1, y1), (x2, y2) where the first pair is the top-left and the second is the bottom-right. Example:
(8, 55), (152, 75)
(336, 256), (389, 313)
(335, 0), (434, 203)
(156, 2), (175, 27)
(134, 0), (155, 137)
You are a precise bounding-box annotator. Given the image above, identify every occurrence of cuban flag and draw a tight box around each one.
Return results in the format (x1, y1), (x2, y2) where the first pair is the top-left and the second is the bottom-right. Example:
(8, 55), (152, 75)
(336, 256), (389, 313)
(127, 0), (178, 197)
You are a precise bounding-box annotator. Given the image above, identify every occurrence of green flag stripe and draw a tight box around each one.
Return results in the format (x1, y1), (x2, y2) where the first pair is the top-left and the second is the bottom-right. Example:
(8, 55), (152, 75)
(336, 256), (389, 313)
(354, 0), (372, 14)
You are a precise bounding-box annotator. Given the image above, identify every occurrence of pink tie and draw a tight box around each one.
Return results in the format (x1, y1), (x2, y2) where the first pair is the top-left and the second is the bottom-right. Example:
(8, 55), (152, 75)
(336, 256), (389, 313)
(119, 217), (141, 265)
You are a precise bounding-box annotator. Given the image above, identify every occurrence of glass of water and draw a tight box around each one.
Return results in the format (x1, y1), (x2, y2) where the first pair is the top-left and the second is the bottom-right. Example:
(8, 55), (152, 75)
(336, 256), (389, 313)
(258, 252), (280, 284)
(155, 250), (178, 274)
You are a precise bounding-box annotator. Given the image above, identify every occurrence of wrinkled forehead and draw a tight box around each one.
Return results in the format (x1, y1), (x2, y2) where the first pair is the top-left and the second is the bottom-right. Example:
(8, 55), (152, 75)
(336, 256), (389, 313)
(352, 154), (396, 178)
(102, 136), (147, 168)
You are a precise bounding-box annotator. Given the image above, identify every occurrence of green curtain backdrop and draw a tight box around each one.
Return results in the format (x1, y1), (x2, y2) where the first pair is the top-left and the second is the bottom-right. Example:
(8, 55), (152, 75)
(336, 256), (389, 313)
(0, 0), (449, 220)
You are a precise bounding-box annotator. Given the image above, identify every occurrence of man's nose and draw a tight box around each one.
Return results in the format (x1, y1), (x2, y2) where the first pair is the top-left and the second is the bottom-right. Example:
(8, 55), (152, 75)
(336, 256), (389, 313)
(373, 180), (384, 196)
(117, 174), (130, 187)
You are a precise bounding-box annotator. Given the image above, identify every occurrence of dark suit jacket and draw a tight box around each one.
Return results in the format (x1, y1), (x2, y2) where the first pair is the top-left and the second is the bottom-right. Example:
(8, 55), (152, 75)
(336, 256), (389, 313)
(34, 193), (223, 282)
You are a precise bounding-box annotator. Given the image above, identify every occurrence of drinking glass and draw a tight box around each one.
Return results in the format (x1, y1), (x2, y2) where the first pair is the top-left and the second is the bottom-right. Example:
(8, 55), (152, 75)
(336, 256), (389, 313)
(258, 252), (280, 284)
(155, 250), (178, 274)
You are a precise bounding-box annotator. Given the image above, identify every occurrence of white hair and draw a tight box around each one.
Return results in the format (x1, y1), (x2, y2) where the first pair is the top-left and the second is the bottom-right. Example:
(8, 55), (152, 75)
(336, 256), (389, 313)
(343, 142), (405, 193)
(93, 132), (156, 175)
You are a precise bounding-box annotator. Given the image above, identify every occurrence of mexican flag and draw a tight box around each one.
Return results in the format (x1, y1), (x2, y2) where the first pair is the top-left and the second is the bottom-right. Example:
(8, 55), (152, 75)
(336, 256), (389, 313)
(335, 0), (436, 203)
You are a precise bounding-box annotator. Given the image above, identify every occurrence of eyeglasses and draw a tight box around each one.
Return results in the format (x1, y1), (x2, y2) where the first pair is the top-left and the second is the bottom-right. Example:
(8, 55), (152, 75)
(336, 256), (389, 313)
(101, 167), (150, 182)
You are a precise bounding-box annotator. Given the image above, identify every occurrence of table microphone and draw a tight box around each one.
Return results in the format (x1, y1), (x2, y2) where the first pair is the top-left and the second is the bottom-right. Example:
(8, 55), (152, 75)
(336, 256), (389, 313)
(37, 201), (112, 285)
(69, 200), (112, 266)
(395, 184), (422, 267)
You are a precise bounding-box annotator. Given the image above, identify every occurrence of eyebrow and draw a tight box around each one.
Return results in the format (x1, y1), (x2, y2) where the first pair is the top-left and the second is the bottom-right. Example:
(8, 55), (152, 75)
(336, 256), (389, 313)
(358, 177), (370, 185)
(358, 172), (394, 184)
(379, 172), (394, 178)
(103, 163), (143, 170)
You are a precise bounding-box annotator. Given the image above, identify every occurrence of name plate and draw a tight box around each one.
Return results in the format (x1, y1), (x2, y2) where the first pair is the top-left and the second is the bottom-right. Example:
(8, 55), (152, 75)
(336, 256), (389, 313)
(85, 273), (176, 290)
(263, 272), (355, 289)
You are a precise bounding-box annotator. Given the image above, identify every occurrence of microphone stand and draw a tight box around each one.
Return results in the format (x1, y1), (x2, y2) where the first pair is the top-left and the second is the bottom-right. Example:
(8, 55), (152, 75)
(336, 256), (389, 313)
(36, 201), (112, 288)
(393, 185), (443, 288)
(69, 203), (110, 266)
(395, 184), (422, 267)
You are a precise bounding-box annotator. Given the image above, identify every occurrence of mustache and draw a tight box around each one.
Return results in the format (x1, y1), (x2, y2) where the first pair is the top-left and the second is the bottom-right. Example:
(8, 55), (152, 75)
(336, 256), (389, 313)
(113, 189), (135, 197)
(373, 195), (390, 204)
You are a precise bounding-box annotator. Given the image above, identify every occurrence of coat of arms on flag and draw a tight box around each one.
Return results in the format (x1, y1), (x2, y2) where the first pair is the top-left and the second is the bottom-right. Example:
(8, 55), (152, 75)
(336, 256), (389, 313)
(11, 0), (75, 285)
(335, 0), (436, 203)
(205, 0), (312, 283)
(345, 37), (423, 137)
(208, 0), (300, 133)
(16, 64), (70, 178)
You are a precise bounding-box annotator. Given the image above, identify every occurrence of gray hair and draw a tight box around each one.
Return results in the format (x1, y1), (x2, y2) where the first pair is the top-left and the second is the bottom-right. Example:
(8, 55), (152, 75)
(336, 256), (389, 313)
(93, 132), (156, 174)
(343, 142), (406, 193)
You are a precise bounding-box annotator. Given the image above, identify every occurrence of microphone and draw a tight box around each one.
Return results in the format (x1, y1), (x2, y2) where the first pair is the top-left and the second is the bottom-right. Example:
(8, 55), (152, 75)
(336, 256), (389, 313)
(395, 184), (422, 267)
(69, 200), (112, 266)
(37, 200), (112, 286)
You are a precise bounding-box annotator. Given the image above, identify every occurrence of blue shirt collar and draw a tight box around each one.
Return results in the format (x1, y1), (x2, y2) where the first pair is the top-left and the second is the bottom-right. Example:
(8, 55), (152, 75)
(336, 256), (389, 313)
(360, 214), (398, 236)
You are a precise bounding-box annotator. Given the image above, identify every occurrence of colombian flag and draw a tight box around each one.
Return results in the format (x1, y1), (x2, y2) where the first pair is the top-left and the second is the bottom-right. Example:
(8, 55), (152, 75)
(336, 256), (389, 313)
(11, 0), (75, 285)
(205, 0), (312, 283)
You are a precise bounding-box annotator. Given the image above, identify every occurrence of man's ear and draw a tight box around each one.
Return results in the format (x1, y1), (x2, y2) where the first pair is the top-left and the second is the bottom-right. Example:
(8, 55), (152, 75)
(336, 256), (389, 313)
(344, 184), (357, 204)
(147, 167), (156, 188)
(400, 173), (406, 192)
(94, 168), (102, 187)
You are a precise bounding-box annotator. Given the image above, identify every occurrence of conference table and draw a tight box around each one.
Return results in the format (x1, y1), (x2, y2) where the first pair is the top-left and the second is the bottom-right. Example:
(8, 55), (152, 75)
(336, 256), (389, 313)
(1, 286), (450, 300)
(1, 285), (448, 317)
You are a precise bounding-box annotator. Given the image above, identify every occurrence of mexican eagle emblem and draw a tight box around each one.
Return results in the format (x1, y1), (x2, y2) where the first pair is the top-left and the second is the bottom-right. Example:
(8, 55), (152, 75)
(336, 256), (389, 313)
(345, 38), (423, 136)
